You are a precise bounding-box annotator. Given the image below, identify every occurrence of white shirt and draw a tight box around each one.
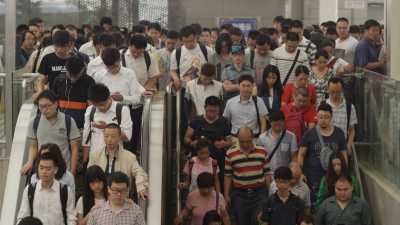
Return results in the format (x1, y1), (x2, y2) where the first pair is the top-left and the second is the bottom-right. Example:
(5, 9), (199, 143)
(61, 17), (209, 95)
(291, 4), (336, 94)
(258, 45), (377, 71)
(170, 44), (214, 77)
(27, 45), (55, 72)
(185, 78), (223, 116)
(122, 50), (160, 86)
(17, 180), (76, 225)
(336, 36), (358, 64)
(87, 56), (106, 76)
(75, 196), (106, 216)
(82, 101), (132, 150)
(79, 41), (97, 60)
(93, 67), (145, 105)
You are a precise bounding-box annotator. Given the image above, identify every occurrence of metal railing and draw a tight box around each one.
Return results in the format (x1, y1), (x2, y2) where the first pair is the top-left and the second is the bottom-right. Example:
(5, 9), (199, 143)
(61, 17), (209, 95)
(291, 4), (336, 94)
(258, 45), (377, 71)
(175, 88), (182, 215)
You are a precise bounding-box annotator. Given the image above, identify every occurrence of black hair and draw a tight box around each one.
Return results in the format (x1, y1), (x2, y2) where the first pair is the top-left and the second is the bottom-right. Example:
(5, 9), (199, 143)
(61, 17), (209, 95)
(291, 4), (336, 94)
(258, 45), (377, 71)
(317, 102), (333, 115)
(328, 77), (345, 88)
(315, 49), (330, 60)
(337, 17), (349, 24)
(180, 25), (196, 38)
(65, 24), (78, 32)
(220, 23), (233, 32)
(270, 110), (285, 122)
(195, 138), (210, 153)
(129, 35), (147, 49)
(149, 22), (162, 32)
(66, 56), (85, 76)
(349, 25), (361, 34)
(41, 36), (53, 48)
(100, 16), (113, 26)
(197, 172), (214, 189)
(238, 74), (254, 84)
(53, 30), (71, 46)
(248, 30), (260, 40)
(37, 90), (58, 103)
(112, 32), (126, 49)
(202, 210), (222, 225)
(295, 65), (310, 77)
(291, 20), (304, 29)
(99, 33), (115, 47)
(37, 143), (66, 180)
(190, 23), (203, 36)
(205, 96), (222, 108)
(20, 31), (35, 45)
(51, 24), (66, 34)
(17, 217), (43, 225)
(256, 34), (272, 46)
(132, 24), (146, 34)
(83, 165), (108, 216)
(229, 26), (243, 36)
(139, 20), (151, 27)
(200, 63), (216, 77)
(286, 32), (300, 42)
(214, 33), (232, 55)
(266, 28), (278, 36)
(211, 27), (220, 34)
(274, 166), (293, 180)
(364, 19), (380, 30)
(101, 48), (121, 66)
(320, 38), (335, 49)
(104, 123), (122, 133)
(326, 26), (337, 36)
(282, 19), (293, 31)
(326, 152), (348, 195)
(29, 17), (43, 25)
(88, 83), (110, 102)
(202, 27), (211, 34)
(161, 28), (168, 36)
(335, 173), (353, 186)
(107, 171), (130, 187)
(166, 30), (180, 39)
(17, 24), (29, 34)
(92, 25), (104, 34)
(273, 16), (285, 23)
(38, 151), (59, 169)
(258, 65), (283, 98)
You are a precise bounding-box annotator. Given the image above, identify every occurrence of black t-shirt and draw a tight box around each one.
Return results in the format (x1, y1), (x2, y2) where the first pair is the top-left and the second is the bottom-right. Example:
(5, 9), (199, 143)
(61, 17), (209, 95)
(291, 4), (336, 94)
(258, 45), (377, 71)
(261, 193), (305, 225)
(38, 52), (68, 90)
(300, 126), (346, 185)
(189, 116), (231, 142)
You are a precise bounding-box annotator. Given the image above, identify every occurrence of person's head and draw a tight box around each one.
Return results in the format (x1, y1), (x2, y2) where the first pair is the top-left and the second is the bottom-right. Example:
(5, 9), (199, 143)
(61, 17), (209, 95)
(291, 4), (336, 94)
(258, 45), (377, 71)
(200, 28), (212, 46)
(36, 91), (58, 119)
(328, 77), (345, 101)
(204, 96), (222, 121)
(29, 17), (44, 33)
(100, 17), (113, 33)
(202, 210), (222, 225)
(238, 74), (254, 99)
(289, 20), (304, 39)
(28, 23), (41, 40)
(285, 32), (300, 53)
(195, 138), (210, 161)
(210, 28), (220, 44)
(319, 38), (335, 56)
(247, 30), (260, 50)
(349, 25), (361, 40)
(139, 20), (151, 33)
(65, 24), (78, 41)
(197, 172), (214, 197)
(165, 30), (179, 51)
(328, 151), (348, 177)
(132, 24), (146, 36)
(260, 65), (282, 96)
(190, 23), (203, 38)
(314, 50), (329, 70)
(364, 19), (381, 41)
(37, 143), (66, 180)
(180, 25), (197, 49)
(317, 102), (333, 129)
(107, 172), (130, 205)
(326, 26), (338, 41)
(255, 34), (271, 57)
(101, 48), (121, 74)
(199, 63), (216, 85)
(20, 30), (36, 51)
(17, 217), (43, 225)
(294, 65), (310, 88)
(65, 56), (85, 82)
(220, 24), (233, 34)
(95, 33), (115, 53)
(53, 30), (73, 59)
(269, 110), (285, 133)
(51, 24), (66, 37)
(336, 17), (350, 40)
(230, 44), (245, 65)
(293, 87), (310, 108)
(273, 16), (285, 33)
(128, 34), (147, 58)
(148, 22), (162, 42)
(83, 165), (108, 215)
(237, 127), (254, 151)
(17, 24), (29, 35)
(289, 162), (303, 184)
(274, 166), (293, 193)
(229, 27), (243, 45)
(88, 83), (112, 112)
(335, 174), (354, 202)
(215, 33), (232, 55)
(37, 151), (59, 183)
(104, 123), (122, 150)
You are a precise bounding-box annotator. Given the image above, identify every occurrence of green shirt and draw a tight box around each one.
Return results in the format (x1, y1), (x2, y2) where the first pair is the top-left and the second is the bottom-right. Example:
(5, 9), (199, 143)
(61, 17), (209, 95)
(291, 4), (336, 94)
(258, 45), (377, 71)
(315, 196), (372, 225)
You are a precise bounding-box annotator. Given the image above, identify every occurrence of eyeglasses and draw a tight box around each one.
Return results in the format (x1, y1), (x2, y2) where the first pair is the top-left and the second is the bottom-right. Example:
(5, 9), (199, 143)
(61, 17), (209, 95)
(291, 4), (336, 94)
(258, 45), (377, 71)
(110, 187), (128, 195)
(38, 103), (55, 110)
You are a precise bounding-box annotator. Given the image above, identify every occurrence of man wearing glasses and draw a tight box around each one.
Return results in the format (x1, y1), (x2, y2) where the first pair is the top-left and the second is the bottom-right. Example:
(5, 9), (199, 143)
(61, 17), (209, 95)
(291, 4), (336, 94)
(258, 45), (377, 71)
(87, 171), (146, 225)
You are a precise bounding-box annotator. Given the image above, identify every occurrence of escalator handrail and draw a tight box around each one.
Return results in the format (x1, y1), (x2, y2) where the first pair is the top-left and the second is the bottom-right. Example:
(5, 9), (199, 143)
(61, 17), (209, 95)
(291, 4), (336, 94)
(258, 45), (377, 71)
(175, 89), (182, 215)
(351, 143), (365, 199)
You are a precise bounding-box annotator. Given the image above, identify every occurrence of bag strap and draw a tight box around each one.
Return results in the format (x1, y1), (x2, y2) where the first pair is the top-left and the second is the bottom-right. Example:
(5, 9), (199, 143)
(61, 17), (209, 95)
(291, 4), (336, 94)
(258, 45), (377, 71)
(267, 130), (287, 162)
(305, 42), (312, 54)
(346, 100), (352, 138)
(32, 46), (42, 73)
(176, 47), (182, 75)
(85, 107), (97, 144)
(60, 183), (68, 225)
(33, 111), (41, 138)
(116, 103), (123, 125)
(28, 184), (36, 217)
(250, 49), (255, 69)
(188, 159), (195, 186)
(283, 50), (301, 86)
(327, 57), (338, 69)
(252, 96), (262, 136)
(144, 51), (151, 71)
(65, 115), (72, 152)
(316, 127), (326, 147)
(199, 44), (208, 62)
(121, 48), (128, 67)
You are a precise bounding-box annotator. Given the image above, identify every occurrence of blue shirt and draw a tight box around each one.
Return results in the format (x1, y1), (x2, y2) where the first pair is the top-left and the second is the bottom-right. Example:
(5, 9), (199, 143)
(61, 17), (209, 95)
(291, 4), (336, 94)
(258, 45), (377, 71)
(221, 64), (255, 100)
(354, 38), (383, 73)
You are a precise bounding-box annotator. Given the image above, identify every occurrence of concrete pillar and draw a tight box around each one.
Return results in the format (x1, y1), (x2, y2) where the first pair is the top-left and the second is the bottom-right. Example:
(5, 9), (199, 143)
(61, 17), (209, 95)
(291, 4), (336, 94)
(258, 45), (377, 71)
(285, 0), (303, 20)
(319, 0), (338, 23)
(388, 0), (400, 80)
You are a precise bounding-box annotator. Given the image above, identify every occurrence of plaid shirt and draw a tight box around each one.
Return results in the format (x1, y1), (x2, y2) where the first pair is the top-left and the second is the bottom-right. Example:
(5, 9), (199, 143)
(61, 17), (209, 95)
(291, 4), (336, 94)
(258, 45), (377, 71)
(327, 99), (358, 139)
(87, 201), (145, 225)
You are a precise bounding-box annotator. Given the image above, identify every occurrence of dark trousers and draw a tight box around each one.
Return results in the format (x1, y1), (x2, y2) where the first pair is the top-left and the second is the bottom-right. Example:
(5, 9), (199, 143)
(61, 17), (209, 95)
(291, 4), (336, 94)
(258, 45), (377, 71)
(231, 187), (267, 225)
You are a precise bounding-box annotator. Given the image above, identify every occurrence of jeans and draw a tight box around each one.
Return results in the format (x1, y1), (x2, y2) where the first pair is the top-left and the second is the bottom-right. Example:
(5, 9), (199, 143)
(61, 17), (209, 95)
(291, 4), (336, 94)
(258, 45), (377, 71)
(231, 187), (268, 225)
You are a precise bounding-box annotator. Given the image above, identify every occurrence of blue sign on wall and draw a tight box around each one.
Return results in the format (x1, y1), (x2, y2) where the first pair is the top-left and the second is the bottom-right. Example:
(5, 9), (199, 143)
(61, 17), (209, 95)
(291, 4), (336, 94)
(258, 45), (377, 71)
(218, 18), (258, 36)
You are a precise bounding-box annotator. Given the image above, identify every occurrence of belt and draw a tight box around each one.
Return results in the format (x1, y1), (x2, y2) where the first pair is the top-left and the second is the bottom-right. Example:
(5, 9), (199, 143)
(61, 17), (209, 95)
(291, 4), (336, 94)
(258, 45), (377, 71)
(233, 186), (265, 194)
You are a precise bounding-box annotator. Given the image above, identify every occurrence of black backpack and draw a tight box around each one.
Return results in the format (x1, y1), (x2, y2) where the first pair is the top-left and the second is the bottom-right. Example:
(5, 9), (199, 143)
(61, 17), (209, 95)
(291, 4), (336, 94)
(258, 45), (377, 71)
(28, 183), (68, 225)
(85, 103), (123, 144)
(121, 48), (151, 72)
(175, 44), (208, 75)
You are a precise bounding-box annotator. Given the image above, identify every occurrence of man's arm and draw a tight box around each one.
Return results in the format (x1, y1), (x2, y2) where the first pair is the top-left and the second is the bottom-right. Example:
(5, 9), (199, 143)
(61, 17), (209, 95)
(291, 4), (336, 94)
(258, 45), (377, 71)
(21, 139), (39, 175)
(69, 139), (80, 176)
(298, 146), (307, 168)
(184, 126), (195, 146)
(67, 187), (77, 225)
(223, 80), (239, 92)
(260, 116), (267, 134)
(347, 126), (356, 156)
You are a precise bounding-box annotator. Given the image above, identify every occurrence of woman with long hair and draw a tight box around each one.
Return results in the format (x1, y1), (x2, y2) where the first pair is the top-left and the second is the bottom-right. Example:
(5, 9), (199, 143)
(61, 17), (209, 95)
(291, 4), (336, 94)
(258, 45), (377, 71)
(257, 64), (283, 113)
(212, 33), (233, 80)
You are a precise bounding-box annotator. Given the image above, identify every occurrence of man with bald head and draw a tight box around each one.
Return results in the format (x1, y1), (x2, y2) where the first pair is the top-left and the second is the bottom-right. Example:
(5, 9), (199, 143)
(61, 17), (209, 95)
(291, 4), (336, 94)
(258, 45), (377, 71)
(224, 127), (271, 225)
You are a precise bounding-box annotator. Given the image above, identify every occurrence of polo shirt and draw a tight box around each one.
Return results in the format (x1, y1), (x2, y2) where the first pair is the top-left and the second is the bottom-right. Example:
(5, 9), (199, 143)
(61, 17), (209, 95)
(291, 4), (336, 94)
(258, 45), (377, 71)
(336, 36), (358, 64)
(27, 112), (81, 167)
(281, 83), (317, 106)
(269, 180), (311, 208)
(87, 201), (145, 225)
(257, 129), (298, 172)
(224, 146), (269, 189)
(354, 38), (382, 74)
(87, 55), (106, 76)
(221, 64), (255, 99)
(326, 98), (358, 139)
(122, 50), (160, 86)
(315, 196), (372, 225)
(260, 192), (305, 225)
(223, 95), (269, 135)
(185, 78), (223, 115)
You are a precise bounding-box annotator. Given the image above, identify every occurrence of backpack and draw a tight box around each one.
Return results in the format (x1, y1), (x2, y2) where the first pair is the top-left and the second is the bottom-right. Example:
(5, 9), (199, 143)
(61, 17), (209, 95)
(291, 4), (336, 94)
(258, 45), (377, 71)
(285, 106), (306, 141)
(250, 49), (255, 69)
(121, 48), (151, 71)
(28, 183), (68, 225)
(175, 44), (208, 75)
(33, 112), (72, 151)
(84, 103), (123, 144)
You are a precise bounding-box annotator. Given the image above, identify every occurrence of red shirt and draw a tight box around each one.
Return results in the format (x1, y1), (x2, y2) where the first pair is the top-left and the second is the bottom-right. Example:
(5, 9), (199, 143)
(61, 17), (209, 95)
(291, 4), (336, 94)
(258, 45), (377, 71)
(281, 83), (317, 106)
(281, 103), (317, 143)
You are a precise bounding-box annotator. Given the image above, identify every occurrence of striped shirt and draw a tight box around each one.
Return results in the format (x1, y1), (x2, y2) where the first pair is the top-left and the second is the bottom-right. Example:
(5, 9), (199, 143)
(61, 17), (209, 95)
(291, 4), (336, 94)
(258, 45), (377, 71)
(225, 146), (270, 189)
(326, 98), (358, 139)
(298, 37), (317, 64)
(87, 201), (145, 225)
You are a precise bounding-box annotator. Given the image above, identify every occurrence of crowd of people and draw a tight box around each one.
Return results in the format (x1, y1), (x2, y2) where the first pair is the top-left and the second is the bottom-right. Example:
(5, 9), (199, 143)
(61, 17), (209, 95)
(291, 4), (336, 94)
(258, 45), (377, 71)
(12, 14), (385, 225)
